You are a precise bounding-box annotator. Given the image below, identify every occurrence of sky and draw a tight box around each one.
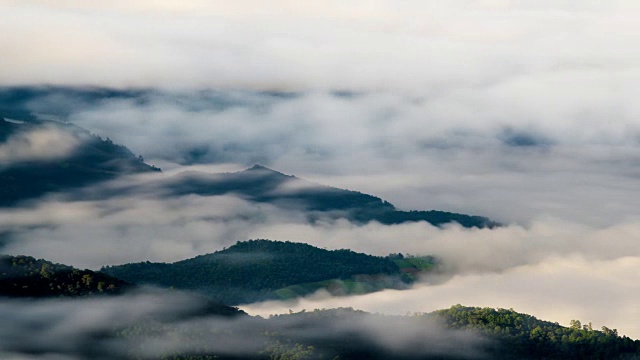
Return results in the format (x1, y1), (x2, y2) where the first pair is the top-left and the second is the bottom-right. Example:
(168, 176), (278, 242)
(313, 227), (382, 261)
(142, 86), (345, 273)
(1, 0), (640, 342)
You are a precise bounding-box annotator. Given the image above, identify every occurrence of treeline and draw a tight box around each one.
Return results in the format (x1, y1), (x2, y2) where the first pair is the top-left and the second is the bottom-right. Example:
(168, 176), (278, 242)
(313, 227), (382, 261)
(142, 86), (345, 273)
(0, 254), (130, 297)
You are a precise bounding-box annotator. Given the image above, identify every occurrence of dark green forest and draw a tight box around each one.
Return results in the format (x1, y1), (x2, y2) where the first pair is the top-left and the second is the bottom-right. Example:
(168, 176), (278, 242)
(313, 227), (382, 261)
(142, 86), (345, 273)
(102, 239), (428, 304)
(426, 305), (640, 359)
(0, 254), (130, 297)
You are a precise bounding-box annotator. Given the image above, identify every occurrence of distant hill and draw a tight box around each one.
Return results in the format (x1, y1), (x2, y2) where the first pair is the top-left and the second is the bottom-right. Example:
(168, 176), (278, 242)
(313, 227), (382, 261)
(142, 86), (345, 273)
(0, 117), (160, 206)
(0, 254), (131, 297)
(102, 239), (434, 305)
(160, 165), (500, 228)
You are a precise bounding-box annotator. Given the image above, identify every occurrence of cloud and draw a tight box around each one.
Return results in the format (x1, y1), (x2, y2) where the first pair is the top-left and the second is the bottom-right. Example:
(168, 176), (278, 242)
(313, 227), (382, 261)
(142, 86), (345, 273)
(1, 88), (630, 224)
(244, 218), (640, 274)
(0, 289), (489, 360)
(1, 184), (639, 341)
(0, 193), (297, 269)
(4, 84), (631, 224)
(2, 181), (638, 273)
(1, 1), (639, 95)
(243, 255), (640, 339)
(0, 125), (81, 166)
(0, 289), (204, 360)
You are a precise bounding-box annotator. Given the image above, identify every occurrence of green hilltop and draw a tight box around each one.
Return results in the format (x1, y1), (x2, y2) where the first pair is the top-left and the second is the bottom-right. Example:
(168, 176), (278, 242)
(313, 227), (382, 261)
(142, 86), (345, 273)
(102, 239), (436, 305)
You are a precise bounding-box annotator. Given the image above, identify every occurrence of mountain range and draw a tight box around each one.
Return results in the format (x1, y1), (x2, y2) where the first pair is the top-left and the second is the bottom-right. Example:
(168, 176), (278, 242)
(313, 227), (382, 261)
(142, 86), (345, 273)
(0, 115), (498, 228)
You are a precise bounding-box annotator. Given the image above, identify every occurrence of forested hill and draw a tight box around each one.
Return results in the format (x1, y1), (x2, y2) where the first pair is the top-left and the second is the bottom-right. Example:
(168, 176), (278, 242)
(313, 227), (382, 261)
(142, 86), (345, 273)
(162, 165), (500, 228)
(0, 117), (160, 206)
(0, 254), (131, 297)
(102, 239), (431, 305)
(426, 305), (640, 359)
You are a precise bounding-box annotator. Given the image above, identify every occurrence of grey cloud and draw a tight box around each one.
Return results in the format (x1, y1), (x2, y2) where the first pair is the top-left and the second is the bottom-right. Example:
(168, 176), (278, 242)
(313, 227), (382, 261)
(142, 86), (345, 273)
(0, 290), (207, 360)
(0, 194), (296, 269)
(0, 124), (81, 166)
(0, 290), (489, 360)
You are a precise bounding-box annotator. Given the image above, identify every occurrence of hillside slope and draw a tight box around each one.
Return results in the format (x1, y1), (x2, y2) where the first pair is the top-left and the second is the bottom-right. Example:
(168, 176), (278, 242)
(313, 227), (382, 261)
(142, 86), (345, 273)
(102, 239), (427, 305)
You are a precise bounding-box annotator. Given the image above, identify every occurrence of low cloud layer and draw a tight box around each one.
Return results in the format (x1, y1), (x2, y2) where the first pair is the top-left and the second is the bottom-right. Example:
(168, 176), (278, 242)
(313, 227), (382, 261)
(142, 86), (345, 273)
(0, 289), (488, 360)
(1, 186), (639, 338)
(244, 255), (640, 340)
(3, 188), (639, 273)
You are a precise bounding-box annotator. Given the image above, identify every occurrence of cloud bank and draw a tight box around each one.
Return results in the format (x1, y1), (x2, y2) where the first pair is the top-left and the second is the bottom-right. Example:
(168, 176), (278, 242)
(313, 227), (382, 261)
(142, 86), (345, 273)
(3, 89), (637, 224)
(0, 290), (488, 360)
(244, 255), (640, 340)
(1, 188), (639, 338)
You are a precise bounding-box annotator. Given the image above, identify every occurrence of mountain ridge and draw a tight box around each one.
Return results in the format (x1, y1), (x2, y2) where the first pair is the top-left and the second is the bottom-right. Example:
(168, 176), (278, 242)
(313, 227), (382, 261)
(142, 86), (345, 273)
(161, 165), (498, 228)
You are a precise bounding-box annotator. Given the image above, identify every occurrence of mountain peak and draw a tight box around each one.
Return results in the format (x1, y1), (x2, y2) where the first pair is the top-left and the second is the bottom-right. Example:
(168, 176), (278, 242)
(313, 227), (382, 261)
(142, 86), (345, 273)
(246, 164), (271, 171)
(243, 164), (291, 177)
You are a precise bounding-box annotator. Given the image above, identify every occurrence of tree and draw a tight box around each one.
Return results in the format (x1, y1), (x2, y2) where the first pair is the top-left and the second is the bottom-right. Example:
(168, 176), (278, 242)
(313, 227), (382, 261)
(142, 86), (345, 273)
(570, 319), (581, 330)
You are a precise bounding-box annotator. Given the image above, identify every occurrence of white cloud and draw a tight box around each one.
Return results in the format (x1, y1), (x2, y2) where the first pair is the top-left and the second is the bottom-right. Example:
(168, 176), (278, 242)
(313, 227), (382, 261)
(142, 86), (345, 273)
(0, 126), (81, 166)
(48, 91), (640, 224)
